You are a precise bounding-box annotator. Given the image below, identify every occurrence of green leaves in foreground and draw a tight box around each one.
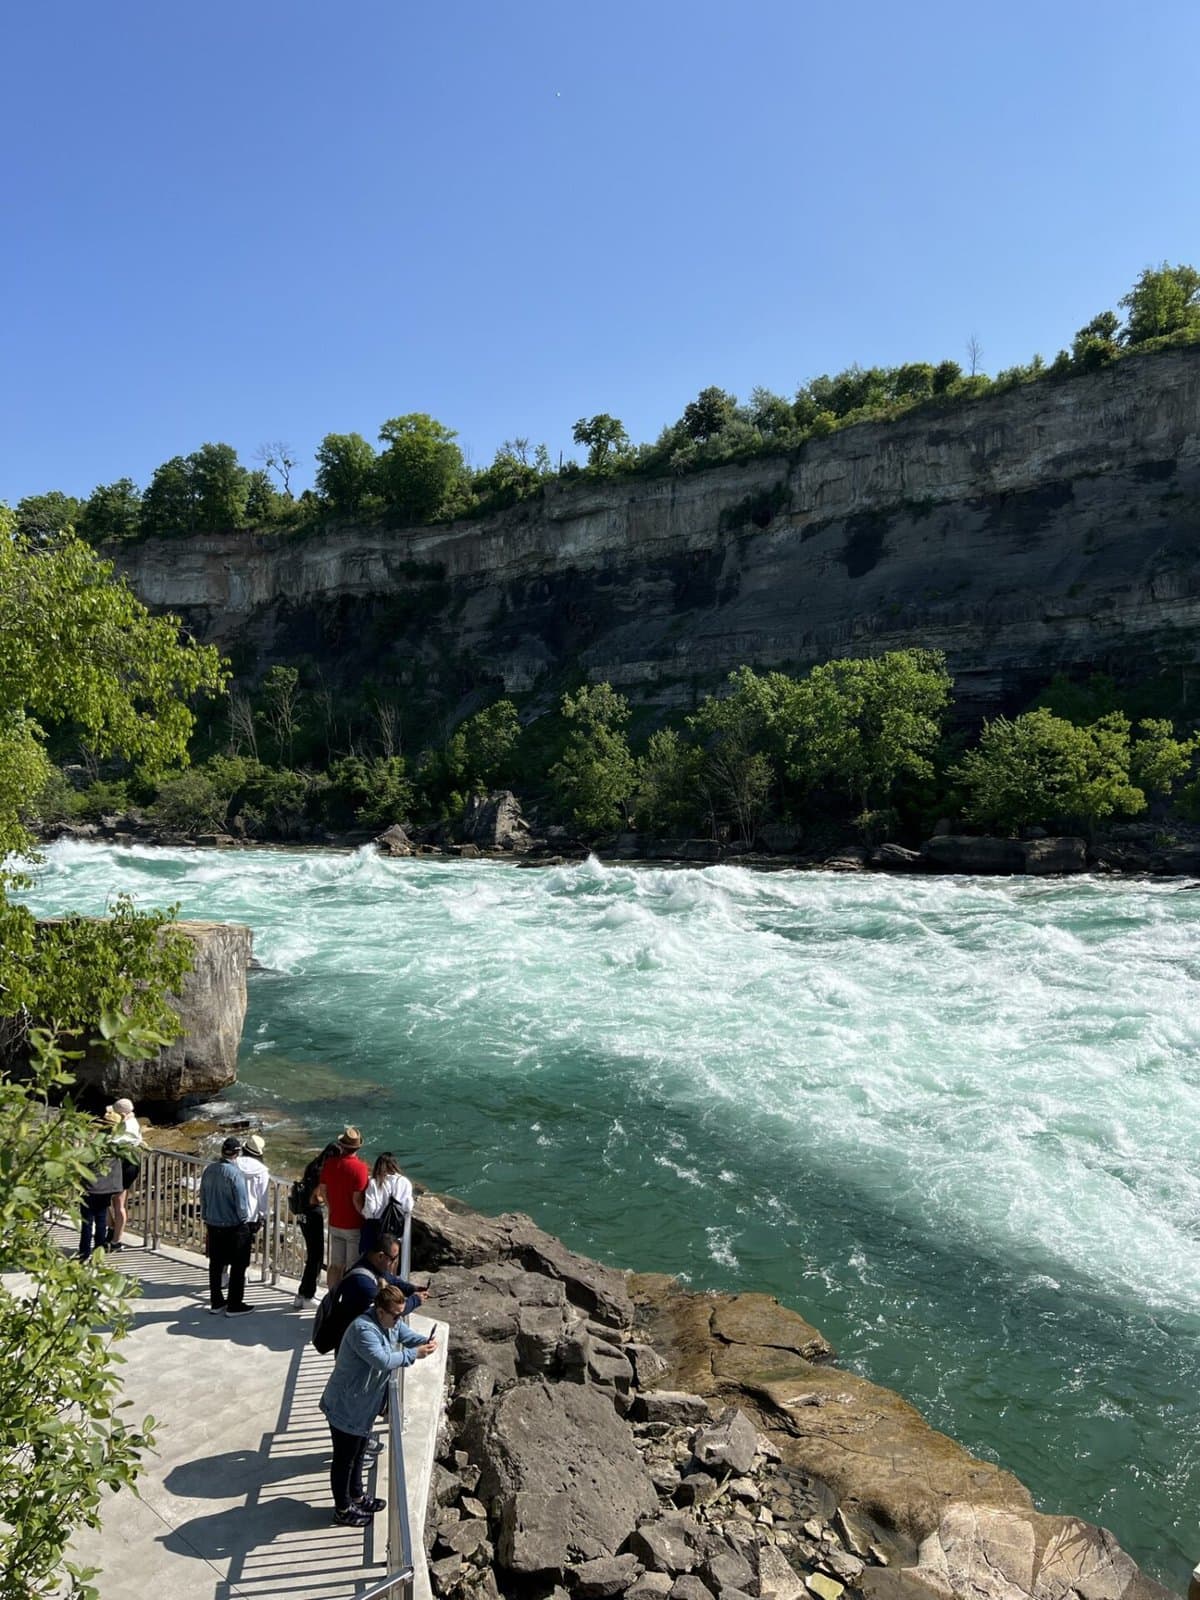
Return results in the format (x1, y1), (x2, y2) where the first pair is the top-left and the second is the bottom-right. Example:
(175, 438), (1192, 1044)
(0, 1045), (156, 1600)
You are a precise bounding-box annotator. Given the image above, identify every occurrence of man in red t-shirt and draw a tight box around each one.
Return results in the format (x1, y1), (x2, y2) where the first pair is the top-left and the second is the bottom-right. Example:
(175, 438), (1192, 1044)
(319, 1127), (370, 1289)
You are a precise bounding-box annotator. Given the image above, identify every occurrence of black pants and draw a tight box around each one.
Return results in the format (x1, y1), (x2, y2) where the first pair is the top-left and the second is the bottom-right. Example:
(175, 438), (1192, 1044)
(207, 1222), (252, 1309)
(298, 1210), (325, 1300)
(329, 1425), (368, 1511)
(79, 1193), (112, 1259)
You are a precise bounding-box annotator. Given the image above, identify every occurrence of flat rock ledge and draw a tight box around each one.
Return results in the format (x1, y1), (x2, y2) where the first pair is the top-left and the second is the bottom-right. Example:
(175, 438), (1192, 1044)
(412, 1200), (1174, 1600)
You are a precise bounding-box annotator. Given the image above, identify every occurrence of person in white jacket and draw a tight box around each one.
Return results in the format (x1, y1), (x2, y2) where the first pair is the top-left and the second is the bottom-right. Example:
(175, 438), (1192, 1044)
(105, 1097), (144, 1251)
(359, 1152), (413, 1254)
(236, 1133), (271, 1230)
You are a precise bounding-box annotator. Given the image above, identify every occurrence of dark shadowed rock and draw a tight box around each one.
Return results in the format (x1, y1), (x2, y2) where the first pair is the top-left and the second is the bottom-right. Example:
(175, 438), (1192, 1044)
(670, 1577), (716, 1600)
(870, 844), (924, 872)
(504, 1215), (633, 1327)
(626, 1515), (707, 1575)
(921, 836), (1025, 874)
(1019, 837), (1086, 874)
(461, 790), (531, 852)
(701, 1549), (755, 1594)
(375, 822), (414, 857)
(468, 1380), (657, 1574)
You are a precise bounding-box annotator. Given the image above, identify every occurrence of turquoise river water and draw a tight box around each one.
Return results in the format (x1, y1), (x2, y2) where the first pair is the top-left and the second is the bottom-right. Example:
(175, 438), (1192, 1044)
(21, 841), (1200, 1585)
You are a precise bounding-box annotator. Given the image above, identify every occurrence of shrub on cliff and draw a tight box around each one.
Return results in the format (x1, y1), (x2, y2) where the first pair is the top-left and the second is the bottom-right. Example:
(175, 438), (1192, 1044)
(550, 684), (638, 833)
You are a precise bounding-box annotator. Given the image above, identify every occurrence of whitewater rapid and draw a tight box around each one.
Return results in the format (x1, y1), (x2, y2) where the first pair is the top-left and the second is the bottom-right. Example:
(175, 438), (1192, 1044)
(18, 841), (1200, 1580)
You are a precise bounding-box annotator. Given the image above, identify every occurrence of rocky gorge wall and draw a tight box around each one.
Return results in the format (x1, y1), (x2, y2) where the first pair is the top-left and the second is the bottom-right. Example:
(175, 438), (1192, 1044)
(115, 348), (1200, 714)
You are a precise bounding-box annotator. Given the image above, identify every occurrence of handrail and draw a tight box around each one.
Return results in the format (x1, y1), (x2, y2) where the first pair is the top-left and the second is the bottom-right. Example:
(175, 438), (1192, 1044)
(124, 1149), (424, 1600)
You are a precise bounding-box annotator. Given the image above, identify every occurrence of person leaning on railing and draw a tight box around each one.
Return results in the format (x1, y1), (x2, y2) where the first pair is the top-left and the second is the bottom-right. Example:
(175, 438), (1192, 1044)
(293, 1142), (340, 1308)
(318, 1280), (437, 1528)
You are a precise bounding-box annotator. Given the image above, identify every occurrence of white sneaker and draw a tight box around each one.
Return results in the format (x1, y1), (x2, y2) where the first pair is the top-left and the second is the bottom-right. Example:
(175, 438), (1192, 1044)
(292, 1294), (315, 1309)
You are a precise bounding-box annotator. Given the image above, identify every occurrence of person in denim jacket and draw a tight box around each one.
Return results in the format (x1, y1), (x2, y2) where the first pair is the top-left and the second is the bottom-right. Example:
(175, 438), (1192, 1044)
(318, 1280), (438, 1527)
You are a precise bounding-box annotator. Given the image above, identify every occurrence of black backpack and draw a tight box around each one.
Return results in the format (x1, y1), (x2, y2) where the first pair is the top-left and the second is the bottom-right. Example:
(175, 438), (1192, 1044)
(377, 1194), (409, 1239)
(310, 1265), (377, 1355)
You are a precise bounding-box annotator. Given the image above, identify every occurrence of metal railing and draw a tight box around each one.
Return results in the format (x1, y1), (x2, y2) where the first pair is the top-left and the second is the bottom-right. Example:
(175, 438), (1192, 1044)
(127, 1147), (309, 1284)
(124, 1147), (420, 1600)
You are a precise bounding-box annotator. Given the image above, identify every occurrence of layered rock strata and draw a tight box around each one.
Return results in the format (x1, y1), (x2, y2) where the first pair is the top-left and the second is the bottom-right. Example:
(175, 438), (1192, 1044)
(411, 1195), (1174, 1600)
(113, 349), (1200, 715)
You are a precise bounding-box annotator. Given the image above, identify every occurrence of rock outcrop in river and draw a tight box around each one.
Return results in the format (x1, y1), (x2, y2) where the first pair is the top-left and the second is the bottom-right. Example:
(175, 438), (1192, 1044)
(113, 347), (1200, 717)
(411, 1194), (1174, 1600)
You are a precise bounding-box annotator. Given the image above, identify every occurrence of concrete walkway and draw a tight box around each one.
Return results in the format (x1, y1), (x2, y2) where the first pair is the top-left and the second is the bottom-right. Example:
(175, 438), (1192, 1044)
(67, 1235), (448, 1600)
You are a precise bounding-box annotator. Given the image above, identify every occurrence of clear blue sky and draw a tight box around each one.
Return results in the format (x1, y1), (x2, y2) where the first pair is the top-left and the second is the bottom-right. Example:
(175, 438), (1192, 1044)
(3, 0), (1198, 503)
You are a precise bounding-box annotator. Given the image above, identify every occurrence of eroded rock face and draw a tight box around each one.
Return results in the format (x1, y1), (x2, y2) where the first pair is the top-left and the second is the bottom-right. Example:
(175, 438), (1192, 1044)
(468, 1381), (658, 1574)
(56, 919), (251, 1109)
(461, 791), (532, 853)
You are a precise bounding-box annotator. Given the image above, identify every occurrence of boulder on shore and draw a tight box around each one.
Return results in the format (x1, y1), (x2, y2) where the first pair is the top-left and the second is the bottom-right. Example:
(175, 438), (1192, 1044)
(61, 919), (252, 1111)
(921, 835), (1086, 875)
(376, 822), (415, 857)
(461, 791), (532, 853)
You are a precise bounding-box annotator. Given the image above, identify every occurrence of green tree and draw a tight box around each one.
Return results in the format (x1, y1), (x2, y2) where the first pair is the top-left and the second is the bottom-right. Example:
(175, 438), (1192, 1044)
(1072, 311), (1120, 370)
(445, 700), (521, 795)
(324, 754), (413, 828)
(571, 414), (630, 472)
(376, 414), (466, 523)
(140, 456), (196, 538)
(785, 650), (952, 818)
(243, 469), (284, 525)
(635, 727), (707, 835)
(952, 708), (1145, 831)
(1120, 262), (1200, 346)
(15, 491), (82, 542)
(550, 683), (637, 833)
(188, 442), (249, 532)
(681, 386), (737, 442)
(259, 665), (302, 764)
(0, 507), (224, 1596)
(77, 479), (141, 544)
(315, 431), (378, 516)
(1130, 718), (1195, 799)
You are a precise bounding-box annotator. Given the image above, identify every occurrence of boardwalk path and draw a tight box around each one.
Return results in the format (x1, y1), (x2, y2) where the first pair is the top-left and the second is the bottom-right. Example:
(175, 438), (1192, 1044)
(67, 1238), (448, 1600)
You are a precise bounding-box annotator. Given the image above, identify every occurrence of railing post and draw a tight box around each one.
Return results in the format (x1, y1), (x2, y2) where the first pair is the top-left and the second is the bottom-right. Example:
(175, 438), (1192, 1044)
(400, 1209), (412, 1284)
(270, 1182), (281, 1287)
(387, 1365), (414, 1597)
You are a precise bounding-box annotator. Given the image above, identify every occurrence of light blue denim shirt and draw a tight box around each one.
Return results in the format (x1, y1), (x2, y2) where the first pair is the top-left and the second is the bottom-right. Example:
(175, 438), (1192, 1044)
(199, 1158), (250, 1227)
(320, 1311), (430, 1437)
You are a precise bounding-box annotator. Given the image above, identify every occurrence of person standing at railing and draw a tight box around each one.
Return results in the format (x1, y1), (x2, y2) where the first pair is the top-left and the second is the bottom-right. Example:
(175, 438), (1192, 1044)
(104, 1097), (144, 1252)
(236, 1134), (270, 1233)
(359, 1152), (414, 1255)
(200, 1136), (254, 1317)
(319, 1280), (438, 1528)
(293, 1141), (339, 1308)
(79, 1149), (125, 1261)
(320, 1128), (369, 1291)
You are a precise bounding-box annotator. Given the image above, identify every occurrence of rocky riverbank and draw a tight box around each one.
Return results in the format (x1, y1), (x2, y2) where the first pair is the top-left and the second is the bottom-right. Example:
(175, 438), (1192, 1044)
(409, 1193), (1176, 1600)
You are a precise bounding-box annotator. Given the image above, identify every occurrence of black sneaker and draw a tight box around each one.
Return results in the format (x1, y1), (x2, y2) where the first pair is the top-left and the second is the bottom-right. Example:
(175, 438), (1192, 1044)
(364, 1436), (383, 1457)
(333, 1506), (372, 1528)
(224, 1305), (254, 1317)
(108, 1241), (124, 1252)
(206, 1303), (226, 1313)
(353, 1496), (385, 1515)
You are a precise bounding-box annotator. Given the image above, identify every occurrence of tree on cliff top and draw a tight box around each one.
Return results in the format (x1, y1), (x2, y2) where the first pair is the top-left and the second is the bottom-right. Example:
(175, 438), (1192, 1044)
(315, 431), (378, 517)
(376, 413), (467, 524)
(1120, 262), (1200, 347)
(0, 506), (226, 1598)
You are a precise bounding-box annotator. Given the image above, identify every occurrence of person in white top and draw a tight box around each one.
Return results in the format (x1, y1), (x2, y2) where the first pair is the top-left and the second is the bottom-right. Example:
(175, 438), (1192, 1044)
(106, 1096), (144, 1251)
(236, 1134), (271, 1229)
(359, 1152), (414, 1253)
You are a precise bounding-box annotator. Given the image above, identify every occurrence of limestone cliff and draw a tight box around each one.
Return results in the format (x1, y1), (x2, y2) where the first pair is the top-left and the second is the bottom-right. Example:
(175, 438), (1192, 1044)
(115, 348), (1200, 713)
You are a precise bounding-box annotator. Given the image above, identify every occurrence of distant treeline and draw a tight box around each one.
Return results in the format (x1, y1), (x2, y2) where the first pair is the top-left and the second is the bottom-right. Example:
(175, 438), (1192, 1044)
(11, 263), (1200, 548)
(37, 650), (1200, 847)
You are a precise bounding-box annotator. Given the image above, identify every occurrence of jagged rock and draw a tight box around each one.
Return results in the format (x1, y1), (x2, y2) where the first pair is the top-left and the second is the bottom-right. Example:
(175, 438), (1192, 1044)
(630, 1393), (712, 1427)
(628, 1576), (674, 1598)
(430, 1554), (465, 1593)
(413, 1195), (514, 1268)
(433, 1462), (462, 1506)
(669, 1577), (715, 1600)
(870, 843), (924, 872)
(832, 1510), (867, 1558)
(728, 1478), (759, 1502)
(517, 1304), (570, 1372)
(701, 1549), (755, 1594)
(627, 1342), (670, 1387)
(627, 1515), (706, 1574)
(819, 1552), (863, 1584)
(675, 1474), (720, 1509)
(1151, 844), (1200, 876)
(806, 1578), (843, 1600)
(757, 1546), (806, 1600)
(823, 847), (868, 871)
(450, 1364), (498, 1427)
(569, 1554), (645, 1597)
(469, 1380), (657, 1574)
(716, 1589), (756, 1600)
(589, 1344), (635, 1392)
(693, 1408), (759, 1476)
(437, 1519), (491, 1559)
(375, 823), (414, 857)
(460, 790), (531, 853)
(505, 1215), (633, 1327)
(1020, 836), (1087, 874)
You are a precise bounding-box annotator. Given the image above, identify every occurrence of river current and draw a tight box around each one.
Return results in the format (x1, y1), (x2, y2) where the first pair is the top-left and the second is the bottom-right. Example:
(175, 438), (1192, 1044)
(21, 841), (1200, 1583)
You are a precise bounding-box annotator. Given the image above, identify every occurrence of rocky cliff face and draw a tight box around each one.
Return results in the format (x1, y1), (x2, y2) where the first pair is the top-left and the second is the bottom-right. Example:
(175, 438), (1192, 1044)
(115, 349), (1200, 713)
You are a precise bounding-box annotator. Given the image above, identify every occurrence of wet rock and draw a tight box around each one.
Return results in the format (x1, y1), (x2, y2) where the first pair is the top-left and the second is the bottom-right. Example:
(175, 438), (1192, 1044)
(469, 1380), (657, 1574)
(693, 1408), (759, 1476)
(869, 843), (924, 872)
(375, 823), (414, 857)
